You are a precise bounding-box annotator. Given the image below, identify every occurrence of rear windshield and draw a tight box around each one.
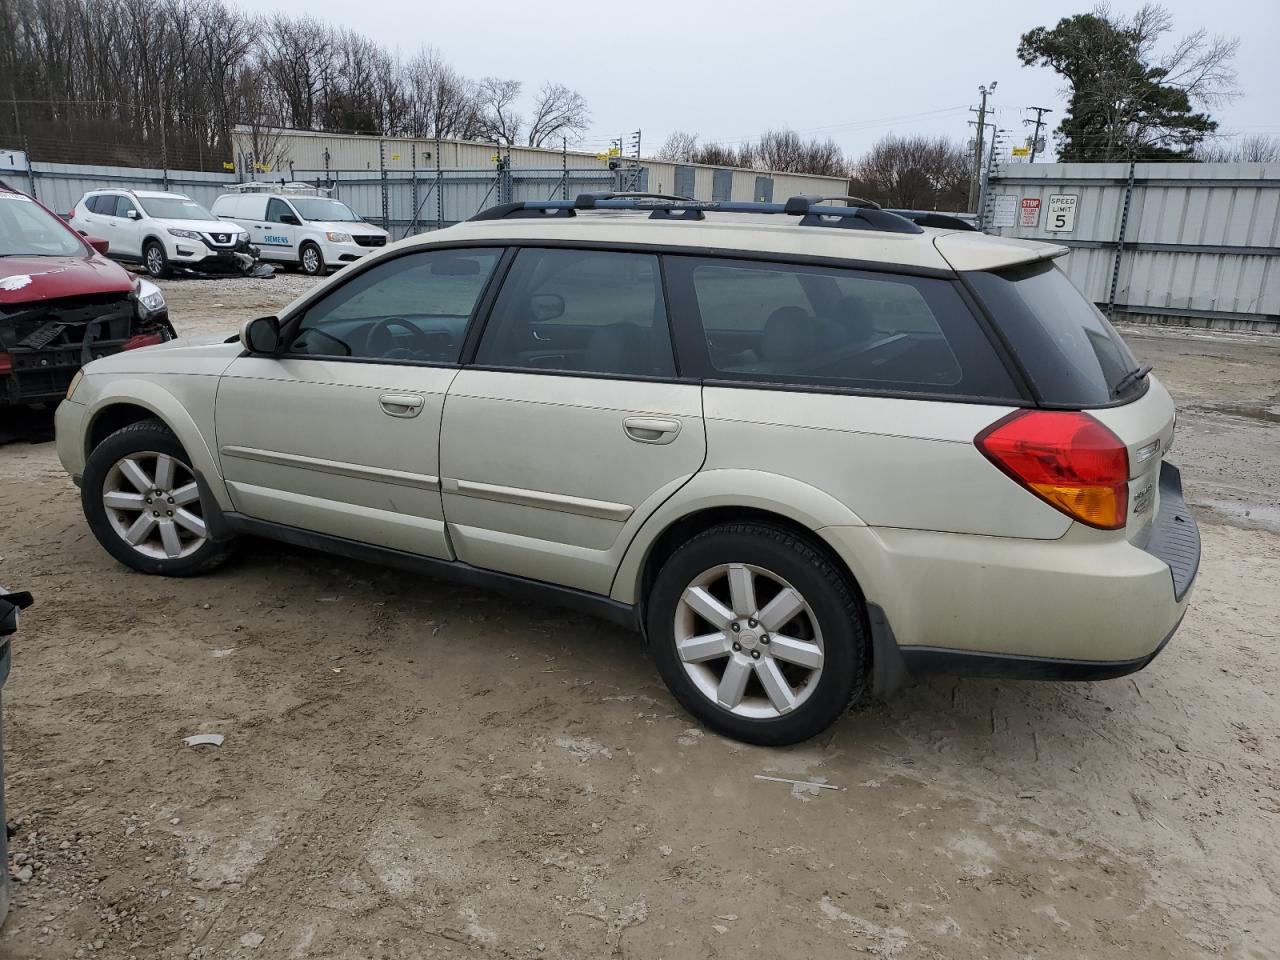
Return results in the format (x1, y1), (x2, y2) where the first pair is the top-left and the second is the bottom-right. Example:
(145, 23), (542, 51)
(967, 262), (1144, 406)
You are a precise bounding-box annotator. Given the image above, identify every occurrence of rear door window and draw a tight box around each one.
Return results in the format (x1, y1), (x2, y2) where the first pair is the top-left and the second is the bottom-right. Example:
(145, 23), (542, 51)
(666, 256), (1021, 400)
(966, 262), (1142, 406)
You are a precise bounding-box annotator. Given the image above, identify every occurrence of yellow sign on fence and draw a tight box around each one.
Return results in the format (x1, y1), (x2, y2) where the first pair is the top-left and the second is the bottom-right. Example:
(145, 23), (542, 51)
(1011, 146), (1031, 157)
(222, 161), (235, 171)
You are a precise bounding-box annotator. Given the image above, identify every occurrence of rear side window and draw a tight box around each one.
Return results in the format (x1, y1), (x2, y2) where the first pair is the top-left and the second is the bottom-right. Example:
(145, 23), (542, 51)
(666, 257), (1020, 400)
(966, 262), (1142, 406)
(475, 248), (676, 378)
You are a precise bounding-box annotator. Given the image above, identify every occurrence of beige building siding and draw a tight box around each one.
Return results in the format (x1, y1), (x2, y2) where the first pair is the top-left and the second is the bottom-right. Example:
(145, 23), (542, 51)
(232, 127), (848, 200)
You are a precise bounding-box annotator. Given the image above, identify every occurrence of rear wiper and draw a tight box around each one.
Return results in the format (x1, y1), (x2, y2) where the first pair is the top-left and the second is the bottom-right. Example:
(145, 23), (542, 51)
(1113, 362), (1153, 397)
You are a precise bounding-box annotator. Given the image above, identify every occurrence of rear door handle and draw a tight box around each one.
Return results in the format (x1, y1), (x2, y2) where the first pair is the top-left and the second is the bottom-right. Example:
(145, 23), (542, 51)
(623, 417), (681, 444)
(379, 393), (425, 418)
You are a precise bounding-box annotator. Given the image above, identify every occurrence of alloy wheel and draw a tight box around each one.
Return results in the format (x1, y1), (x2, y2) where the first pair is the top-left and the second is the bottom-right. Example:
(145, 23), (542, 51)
(674, 563), (824, 719)
(146, 245), (165, 275)
(302, 247), (320, 273)
(101, 451), (207, 560)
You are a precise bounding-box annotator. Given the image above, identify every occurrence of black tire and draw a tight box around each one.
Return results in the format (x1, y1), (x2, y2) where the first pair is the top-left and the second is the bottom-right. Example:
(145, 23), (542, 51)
(647, 522), (869, 746)
(81, 418), (233, 576)
(143, 239), (170, 278)
(298, 241), (325, 276)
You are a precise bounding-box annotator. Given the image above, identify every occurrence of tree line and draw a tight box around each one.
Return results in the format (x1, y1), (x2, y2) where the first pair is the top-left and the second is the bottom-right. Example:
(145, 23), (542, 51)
(657, 129), (973, 211)
(0, 0), (590, 170)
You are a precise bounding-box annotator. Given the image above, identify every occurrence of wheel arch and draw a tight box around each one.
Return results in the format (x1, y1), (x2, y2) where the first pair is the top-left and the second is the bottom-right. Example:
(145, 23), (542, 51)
(611, 469), (871, 609)
(82, 383), (231, 510)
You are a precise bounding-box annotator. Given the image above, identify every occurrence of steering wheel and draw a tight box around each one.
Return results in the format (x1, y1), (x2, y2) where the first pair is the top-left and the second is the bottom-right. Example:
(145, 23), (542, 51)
(364, 317), (436, 359)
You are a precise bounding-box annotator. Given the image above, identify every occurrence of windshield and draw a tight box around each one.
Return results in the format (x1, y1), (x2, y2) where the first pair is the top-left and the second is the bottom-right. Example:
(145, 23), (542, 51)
(289, 198), (362, 222)
(0, 192), (85, 257)
(139, 197), (219, 221)
(967, 262), (1143, 405)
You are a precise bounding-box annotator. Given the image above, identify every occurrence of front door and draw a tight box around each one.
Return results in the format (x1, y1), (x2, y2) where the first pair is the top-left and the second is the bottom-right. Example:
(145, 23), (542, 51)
(257, 197), (298, 263)
(439, 247), (706, 595)
(214, 246), (504, 557)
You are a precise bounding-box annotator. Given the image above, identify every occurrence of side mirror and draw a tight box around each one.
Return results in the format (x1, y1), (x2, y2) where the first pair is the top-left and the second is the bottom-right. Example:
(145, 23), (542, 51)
(530, 293), (566, 322)
(240, 315), (281, 354)
(126, 209), (140, 220)
(84, 235), (110, 255)
(280, 214), (301, 226)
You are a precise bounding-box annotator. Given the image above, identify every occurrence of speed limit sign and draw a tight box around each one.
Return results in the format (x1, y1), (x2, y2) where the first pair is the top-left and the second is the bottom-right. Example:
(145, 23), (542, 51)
(1046, 194), (1078, 233)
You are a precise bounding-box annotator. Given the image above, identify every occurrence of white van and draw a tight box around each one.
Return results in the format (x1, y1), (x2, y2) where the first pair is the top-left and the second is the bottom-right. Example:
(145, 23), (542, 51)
(211, 186), (389, 275)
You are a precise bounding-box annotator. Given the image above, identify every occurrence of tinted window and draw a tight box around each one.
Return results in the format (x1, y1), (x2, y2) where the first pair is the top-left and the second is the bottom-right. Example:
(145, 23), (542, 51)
(967, 262), (1142, 405)
(287, 248), (501, 362)
(668, 257), (1019, 400)
(475, 248), (675, 378)
(266, 198), (294, 224)
(86, 195), (112, 215)
(115, 196), (139, 218)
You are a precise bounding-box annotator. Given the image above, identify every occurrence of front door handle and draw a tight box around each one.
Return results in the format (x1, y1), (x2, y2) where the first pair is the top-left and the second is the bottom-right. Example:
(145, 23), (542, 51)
(379, 393), (425, 418)
(623, 416), (681, 444)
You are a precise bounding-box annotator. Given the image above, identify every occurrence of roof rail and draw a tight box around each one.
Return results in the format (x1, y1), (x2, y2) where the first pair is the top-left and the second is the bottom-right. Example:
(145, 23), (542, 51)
(468, 195), (923, 234)
(883, 209), (979, 231)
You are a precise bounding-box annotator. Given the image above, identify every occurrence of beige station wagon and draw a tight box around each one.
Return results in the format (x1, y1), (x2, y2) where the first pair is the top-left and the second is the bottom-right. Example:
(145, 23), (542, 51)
(55, 193), (1200, 744)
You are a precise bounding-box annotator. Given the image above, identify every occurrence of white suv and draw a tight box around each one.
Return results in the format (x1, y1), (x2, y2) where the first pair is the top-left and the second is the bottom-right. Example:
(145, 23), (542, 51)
(69, 190), (253, 277)
(54, 194), (1200, 745)
(211, 187), (389, 276)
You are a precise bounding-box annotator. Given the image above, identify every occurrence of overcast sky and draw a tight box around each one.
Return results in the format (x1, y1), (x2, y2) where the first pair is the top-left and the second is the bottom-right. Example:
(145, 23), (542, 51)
(246, 0), (1279, 158)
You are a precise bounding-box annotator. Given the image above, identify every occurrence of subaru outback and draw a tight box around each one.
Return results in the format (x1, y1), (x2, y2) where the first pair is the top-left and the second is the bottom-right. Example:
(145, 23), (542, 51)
(54, 194), (1200, 744)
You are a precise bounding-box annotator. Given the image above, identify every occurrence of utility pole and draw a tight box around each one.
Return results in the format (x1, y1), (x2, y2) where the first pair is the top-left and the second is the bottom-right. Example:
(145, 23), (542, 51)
(1023, 106), (1053, 163)
(968, 81), (996, 213)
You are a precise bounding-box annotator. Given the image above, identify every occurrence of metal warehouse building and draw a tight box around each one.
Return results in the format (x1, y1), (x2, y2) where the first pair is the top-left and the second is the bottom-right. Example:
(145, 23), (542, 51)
(229, 127), (849, 234)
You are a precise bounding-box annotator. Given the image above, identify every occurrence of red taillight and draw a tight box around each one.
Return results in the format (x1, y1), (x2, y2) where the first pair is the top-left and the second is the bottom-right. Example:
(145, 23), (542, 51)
(976, 410), (1129, 530)
(122, 333), (165, 351)
(0, 352), (10, 375)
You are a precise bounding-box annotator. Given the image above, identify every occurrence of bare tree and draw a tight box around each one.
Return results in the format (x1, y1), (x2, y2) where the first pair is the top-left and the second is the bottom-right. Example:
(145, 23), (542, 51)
(656, 130), (699, 161)
(851, 134), (970, 210)
(475, 77), (522, 145)
(526, 82), (589, 147)
(403, 47), (483, 140)
(1195, 134), (1280, 163)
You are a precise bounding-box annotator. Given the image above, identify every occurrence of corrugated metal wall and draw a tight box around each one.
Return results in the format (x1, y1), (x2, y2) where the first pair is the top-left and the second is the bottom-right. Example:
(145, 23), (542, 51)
(19, 162), (236, 213)
(984, 162), (1280, 326)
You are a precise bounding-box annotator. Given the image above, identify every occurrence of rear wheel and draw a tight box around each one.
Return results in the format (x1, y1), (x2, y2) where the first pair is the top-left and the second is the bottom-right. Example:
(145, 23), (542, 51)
(648, 523), (869, 745)
(299, 242), (324, 276)
(143, 240), (170, 278)
(82, 419), (232, 576)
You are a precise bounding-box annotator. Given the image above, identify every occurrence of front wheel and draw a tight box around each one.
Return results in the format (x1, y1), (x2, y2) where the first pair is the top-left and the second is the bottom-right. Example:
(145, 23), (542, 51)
(298, 242), (325, 276)
(143, 240), (170, 278)
(81, 419), (233, 576)
(647, 522), (869, 745)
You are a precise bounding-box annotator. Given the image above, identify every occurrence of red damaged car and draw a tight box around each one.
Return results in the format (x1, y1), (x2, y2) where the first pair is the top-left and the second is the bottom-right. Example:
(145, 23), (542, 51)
(1, 184), (175, 410)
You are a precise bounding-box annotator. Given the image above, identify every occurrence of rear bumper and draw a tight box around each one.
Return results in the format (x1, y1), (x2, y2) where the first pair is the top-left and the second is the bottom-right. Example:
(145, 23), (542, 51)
(821, 460), (1200, 693)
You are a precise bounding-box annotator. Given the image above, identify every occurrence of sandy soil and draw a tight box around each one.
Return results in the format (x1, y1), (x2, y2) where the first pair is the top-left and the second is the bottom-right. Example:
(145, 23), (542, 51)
(1, 277), (1278, 959)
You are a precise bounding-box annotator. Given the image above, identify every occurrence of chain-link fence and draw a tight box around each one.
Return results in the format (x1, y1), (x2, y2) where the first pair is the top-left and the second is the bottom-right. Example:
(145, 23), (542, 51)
(1, 143), (640, 238)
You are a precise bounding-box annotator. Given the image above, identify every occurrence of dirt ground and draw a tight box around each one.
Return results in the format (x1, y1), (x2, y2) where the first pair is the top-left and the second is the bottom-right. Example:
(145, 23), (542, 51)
(1, 274), (1278, 960)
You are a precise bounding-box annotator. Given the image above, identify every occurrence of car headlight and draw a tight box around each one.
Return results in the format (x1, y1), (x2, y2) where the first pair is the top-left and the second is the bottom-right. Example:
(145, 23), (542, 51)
(326, 231), (354, 243)
(133, 277), (167, 314)
(66, 370), (84, 400)
(167, 228), (202, 241)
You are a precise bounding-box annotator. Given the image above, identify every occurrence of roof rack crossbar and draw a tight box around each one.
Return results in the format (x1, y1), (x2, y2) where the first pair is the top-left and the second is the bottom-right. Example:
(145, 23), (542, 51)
(468, 195), (924, 234)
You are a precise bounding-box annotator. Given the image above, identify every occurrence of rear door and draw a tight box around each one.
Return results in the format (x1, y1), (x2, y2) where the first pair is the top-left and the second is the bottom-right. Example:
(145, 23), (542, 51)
(438, 246), (706, 595)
